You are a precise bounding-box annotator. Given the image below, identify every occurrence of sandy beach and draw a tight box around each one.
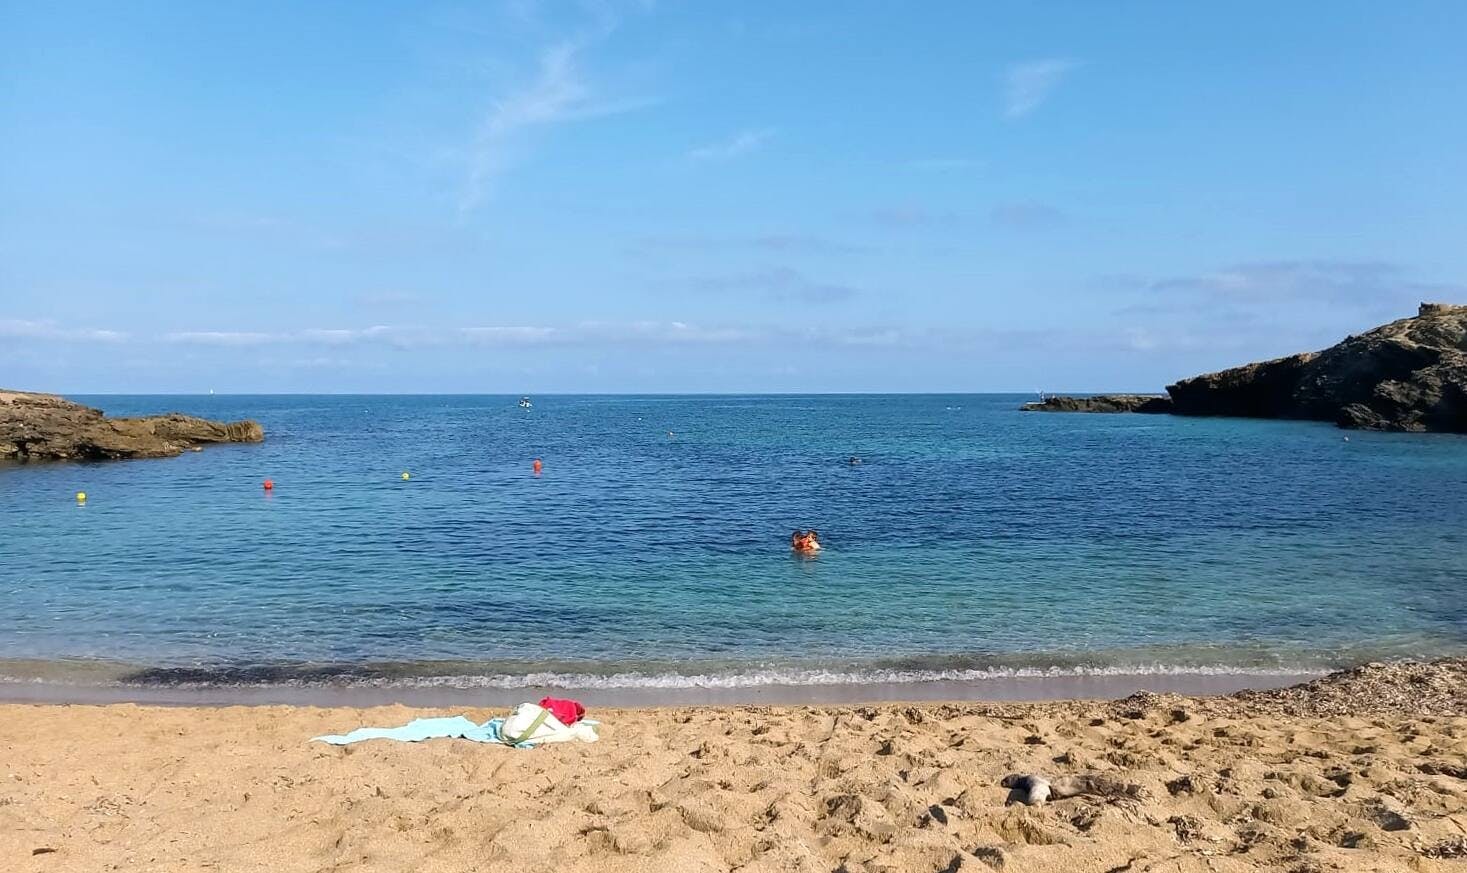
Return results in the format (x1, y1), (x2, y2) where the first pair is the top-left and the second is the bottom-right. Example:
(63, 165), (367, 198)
(3, 662), (1464, 873)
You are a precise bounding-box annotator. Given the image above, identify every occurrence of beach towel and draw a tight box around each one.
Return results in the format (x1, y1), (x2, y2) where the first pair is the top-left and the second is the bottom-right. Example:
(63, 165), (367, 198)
(311, 704), (599, 748)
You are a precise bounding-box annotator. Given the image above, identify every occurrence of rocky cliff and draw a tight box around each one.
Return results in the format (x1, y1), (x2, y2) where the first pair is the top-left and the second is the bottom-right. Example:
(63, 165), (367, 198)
(1166, 303), (1467, 432)
(0, 390), (264, 461)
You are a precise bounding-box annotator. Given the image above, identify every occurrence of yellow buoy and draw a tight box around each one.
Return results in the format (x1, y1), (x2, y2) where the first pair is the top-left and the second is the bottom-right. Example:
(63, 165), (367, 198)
(76, 491), (87, 503)
(401, 471), (411, 480)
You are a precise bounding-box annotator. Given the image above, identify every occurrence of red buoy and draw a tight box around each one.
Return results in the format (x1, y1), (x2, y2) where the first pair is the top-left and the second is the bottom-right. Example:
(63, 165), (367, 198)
(262, 479), (274, 490)
(532, 459), (543, 475)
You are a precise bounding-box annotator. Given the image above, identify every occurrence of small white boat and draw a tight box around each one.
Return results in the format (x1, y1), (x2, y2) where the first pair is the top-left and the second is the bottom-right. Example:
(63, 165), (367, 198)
(519, 396), (533, 409)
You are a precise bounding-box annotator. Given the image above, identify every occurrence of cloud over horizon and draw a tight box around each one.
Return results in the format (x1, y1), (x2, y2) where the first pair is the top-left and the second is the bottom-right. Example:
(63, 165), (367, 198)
(1141, 260), (1463, 309)
(0, 319), (129, 343)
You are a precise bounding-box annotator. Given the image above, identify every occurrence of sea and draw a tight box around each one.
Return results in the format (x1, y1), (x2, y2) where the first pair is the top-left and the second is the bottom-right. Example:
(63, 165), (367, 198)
(2, 394), (1464, 704)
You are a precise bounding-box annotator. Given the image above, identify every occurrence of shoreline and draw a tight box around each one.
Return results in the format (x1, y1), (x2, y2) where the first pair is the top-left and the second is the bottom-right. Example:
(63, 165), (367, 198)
(0, 669), (1317, 708)
(3, 660), (1464, 872)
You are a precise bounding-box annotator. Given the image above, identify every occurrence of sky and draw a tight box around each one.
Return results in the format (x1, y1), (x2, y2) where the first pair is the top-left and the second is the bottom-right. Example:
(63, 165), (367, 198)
(2, 1), (1465, 393)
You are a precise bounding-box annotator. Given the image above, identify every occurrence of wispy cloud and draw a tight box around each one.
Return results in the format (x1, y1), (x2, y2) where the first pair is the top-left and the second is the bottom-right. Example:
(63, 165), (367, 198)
(870, 205), (963, 227)
(633, 233), (871, 255)
(164, 320), (900, 348)
(0, 319), (128, 342)
(168, 326), (435, 348)
(1142, 260), (1462, 306)
(680, 267), (863, 303)
(157, 319), (927, 350)
(2, 317), (1123, 359)
(457, 325), (561, 344)
(1003, 58), (1080, 118)
(1102, 259), (1464, 357)
(990, 201), (1067, 230)
(905, 157), (983, 171)
(749, 233), (868, 254)
(166, 331), (279, 346)
(460, 31), (653, 213)
(687, 128), (774, 162)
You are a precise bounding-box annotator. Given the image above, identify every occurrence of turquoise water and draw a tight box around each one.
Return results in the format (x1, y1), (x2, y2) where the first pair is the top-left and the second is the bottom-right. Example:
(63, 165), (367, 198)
(1, 394), (1464, 690)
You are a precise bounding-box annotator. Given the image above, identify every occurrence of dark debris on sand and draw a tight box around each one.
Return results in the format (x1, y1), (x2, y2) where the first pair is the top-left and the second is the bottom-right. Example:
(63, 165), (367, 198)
(829, 659), (1467, 724)
(1094, 659), (1467, 722)
(1224, 658), (1467, 718)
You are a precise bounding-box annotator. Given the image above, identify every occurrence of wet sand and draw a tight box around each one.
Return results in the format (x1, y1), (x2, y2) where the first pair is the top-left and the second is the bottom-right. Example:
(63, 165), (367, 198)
(0, 669), (1314, 708)
(2, 660), (1464, 873)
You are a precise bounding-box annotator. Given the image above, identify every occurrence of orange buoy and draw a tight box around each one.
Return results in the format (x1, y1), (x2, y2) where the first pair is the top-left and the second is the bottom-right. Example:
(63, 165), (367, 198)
(262, 479), (274, 491)
(532, 458), (543, 475)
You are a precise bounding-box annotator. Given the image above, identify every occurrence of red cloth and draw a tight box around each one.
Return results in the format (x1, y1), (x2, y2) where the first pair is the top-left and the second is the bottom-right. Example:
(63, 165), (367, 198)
(539, 697), (585, 725)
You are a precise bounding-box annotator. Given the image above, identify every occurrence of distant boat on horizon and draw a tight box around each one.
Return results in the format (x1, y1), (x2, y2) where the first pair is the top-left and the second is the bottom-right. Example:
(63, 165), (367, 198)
(519, 396), (532, 409)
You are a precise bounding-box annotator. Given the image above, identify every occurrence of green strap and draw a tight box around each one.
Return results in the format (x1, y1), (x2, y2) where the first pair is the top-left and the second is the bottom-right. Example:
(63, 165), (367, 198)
(504, 708), (551, 746)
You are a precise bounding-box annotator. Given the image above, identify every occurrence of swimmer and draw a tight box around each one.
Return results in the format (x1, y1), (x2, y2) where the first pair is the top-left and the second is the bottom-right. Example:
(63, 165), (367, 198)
(791, 529), (822, 553)
(848, 456), (862, 466)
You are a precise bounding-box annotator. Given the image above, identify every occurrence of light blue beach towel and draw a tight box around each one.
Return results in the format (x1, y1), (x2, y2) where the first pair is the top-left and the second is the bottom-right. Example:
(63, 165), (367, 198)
(312, 715), (515, 746)
(311, 707), (600, 748)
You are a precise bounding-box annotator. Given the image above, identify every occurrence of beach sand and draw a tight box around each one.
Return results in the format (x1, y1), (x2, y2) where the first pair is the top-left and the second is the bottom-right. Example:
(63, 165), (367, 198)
(3, 662), (1464, 873)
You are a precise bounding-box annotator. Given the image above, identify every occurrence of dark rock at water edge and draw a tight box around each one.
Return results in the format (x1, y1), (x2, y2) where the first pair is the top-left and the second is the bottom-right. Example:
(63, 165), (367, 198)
(1022, 394), (1173, 414)
(1166, 303), (1467, 432)
(0, 389), (264, 461)
(1021, 303), (1467, 433)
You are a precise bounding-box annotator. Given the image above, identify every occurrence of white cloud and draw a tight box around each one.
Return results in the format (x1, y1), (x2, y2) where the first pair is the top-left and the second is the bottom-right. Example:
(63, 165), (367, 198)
(458, 326), (560, 344)
(166, 328), (406, 346)
(165, 331), (280, 346)
(688, 128), (774, 162)
(0, 319), (128, 342)
(1146, 260), (1461, 306)
(1003, 58), (1080, 118)
(9, 318), (951, 353)
(460, 34), (654, 213)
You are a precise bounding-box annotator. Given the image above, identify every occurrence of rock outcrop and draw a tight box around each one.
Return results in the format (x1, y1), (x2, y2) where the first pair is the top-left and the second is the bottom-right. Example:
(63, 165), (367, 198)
(0, 390), (263, 461)
(1022, 394), (1173, 414)
(1023, 304), (1467, 433)
(1166, 303), (1467, 432)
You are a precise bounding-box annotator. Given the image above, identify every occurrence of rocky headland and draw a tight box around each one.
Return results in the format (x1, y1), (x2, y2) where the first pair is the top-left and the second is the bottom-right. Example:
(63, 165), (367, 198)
(1022, 394), (1173, 414)
(1025, 303), (1467, 432)
(0, 390), (263, 461)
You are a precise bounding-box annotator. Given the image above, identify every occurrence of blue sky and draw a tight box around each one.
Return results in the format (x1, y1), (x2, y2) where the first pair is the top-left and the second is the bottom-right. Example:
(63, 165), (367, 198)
(3, 1), (1464, 393)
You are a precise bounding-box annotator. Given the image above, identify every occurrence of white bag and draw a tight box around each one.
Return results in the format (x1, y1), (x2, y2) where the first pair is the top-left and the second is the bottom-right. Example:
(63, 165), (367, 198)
(500, 703), (599, 746)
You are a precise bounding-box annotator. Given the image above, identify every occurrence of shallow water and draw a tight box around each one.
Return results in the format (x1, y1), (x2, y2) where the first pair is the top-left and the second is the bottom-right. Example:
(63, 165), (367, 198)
(2, 394), (1464, 691)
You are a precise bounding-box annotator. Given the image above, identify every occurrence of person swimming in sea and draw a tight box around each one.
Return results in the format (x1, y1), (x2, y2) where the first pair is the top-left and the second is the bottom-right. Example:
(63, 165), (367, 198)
(791, 529), (822, 554)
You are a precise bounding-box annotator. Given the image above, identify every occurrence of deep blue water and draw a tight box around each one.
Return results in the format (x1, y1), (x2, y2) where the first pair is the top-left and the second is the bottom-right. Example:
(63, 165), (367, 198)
(2, 394), (1464, 689)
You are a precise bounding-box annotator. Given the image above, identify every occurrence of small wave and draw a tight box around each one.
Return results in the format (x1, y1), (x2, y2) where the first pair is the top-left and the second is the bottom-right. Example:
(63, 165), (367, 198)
(0, 661), (1329, 691)
(372, 663), (1323, 690)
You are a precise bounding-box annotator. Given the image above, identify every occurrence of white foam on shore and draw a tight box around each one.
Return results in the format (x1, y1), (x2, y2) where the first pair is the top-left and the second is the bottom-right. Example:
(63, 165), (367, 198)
(326, 663), (1328, 691)
(0, 661), (1338, 691)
